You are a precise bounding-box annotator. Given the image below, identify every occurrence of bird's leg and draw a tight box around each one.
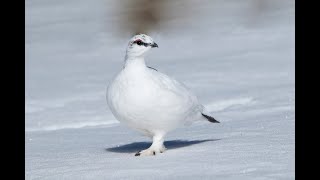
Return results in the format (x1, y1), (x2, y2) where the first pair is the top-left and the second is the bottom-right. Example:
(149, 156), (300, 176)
(150, 134), (166, 153)
(135, 134), (166, 156)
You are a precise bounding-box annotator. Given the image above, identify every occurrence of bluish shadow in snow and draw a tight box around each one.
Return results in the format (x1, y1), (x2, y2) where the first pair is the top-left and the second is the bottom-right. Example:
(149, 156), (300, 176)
(106, 139), (220, 153)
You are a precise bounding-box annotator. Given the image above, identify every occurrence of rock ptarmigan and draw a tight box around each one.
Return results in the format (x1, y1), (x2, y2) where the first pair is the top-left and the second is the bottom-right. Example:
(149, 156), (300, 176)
(107, 34), (219, 156)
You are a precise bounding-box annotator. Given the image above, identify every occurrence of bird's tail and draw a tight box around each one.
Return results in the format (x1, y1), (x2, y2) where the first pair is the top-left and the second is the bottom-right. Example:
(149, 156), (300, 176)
(201, 105), (220, 123)
(202, 113), (220, 123)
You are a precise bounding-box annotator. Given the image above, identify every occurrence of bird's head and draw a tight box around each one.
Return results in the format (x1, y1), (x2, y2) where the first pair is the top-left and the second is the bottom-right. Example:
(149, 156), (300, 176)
(126, 34), (158, 58)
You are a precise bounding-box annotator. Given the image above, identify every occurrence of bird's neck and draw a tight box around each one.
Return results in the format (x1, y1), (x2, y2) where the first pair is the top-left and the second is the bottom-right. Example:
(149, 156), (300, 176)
(124, 55), (146, 70)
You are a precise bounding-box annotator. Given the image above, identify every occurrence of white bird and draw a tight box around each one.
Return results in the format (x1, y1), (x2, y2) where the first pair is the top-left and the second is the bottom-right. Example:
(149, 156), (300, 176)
(107, 34), (219, 156)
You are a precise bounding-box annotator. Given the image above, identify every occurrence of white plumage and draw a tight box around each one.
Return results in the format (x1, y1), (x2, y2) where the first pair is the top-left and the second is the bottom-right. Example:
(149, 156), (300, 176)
(107, 34), (219, 156)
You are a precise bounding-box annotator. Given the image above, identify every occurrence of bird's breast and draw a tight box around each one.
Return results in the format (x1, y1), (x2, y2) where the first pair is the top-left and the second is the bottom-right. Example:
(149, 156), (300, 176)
(107, 71), (160, 118)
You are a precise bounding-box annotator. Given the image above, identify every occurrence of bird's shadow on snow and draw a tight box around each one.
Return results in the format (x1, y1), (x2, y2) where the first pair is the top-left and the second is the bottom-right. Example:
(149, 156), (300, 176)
(106, 139), (220, 153)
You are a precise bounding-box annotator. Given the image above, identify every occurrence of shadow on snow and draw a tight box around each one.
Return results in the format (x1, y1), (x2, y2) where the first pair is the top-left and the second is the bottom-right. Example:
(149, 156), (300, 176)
(106, 139), (220, 153)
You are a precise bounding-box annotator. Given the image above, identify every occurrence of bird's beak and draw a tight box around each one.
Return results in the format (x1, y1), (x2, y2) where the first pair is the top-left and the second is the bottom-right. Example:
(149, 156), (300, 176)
(151, 42), (158, 48)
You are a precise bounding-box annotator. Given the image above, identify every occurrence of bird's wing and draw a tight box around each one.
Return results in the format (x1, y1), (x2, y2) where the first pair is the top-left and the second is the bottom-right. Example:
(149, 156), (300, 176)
(149, 70), (200, 108)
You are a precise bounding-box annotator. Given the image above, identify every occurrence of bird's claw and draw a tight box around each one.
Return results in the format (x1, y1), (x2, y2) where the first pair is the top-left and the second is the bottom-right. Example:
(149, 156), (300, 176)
(134, 150), (157, 156)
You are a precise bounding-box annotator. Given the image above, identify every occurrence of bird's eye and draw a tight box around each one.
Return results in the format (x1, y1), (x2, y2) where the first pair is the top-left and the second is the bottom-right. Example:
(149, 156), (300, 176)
(136, 41), (142, 45)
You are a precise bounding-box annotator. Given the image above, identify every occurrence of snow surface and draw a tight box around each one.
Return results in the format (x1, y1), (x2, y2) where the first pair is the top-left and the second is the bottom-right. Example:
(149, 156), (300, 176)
(26, 0), (294, 179)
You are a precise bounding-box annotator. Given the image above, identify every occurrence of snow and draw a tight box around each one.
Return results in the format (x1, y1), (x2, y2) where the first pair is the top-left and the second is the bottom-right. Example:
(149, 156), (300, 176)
(25, 0), (294, 179)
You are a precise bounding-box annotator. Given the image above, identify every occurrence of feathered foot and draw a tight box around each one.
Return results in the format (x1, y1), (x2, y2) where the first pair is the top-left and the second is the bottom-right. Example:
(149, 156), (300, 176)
(135, 134), (166, 156)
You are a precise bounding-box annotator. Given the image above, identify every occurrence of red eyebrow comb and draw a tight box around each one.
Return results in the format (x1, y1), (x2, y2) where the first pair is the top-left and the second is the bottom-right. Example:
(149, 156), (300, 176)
(133, 39), (142, 43)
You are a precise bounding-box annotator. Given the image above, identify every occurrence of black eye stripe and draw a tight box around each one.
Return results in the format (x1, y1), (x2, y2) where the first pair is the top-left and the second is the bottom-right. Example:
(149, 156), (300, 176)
(133, 40), (151, 47)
